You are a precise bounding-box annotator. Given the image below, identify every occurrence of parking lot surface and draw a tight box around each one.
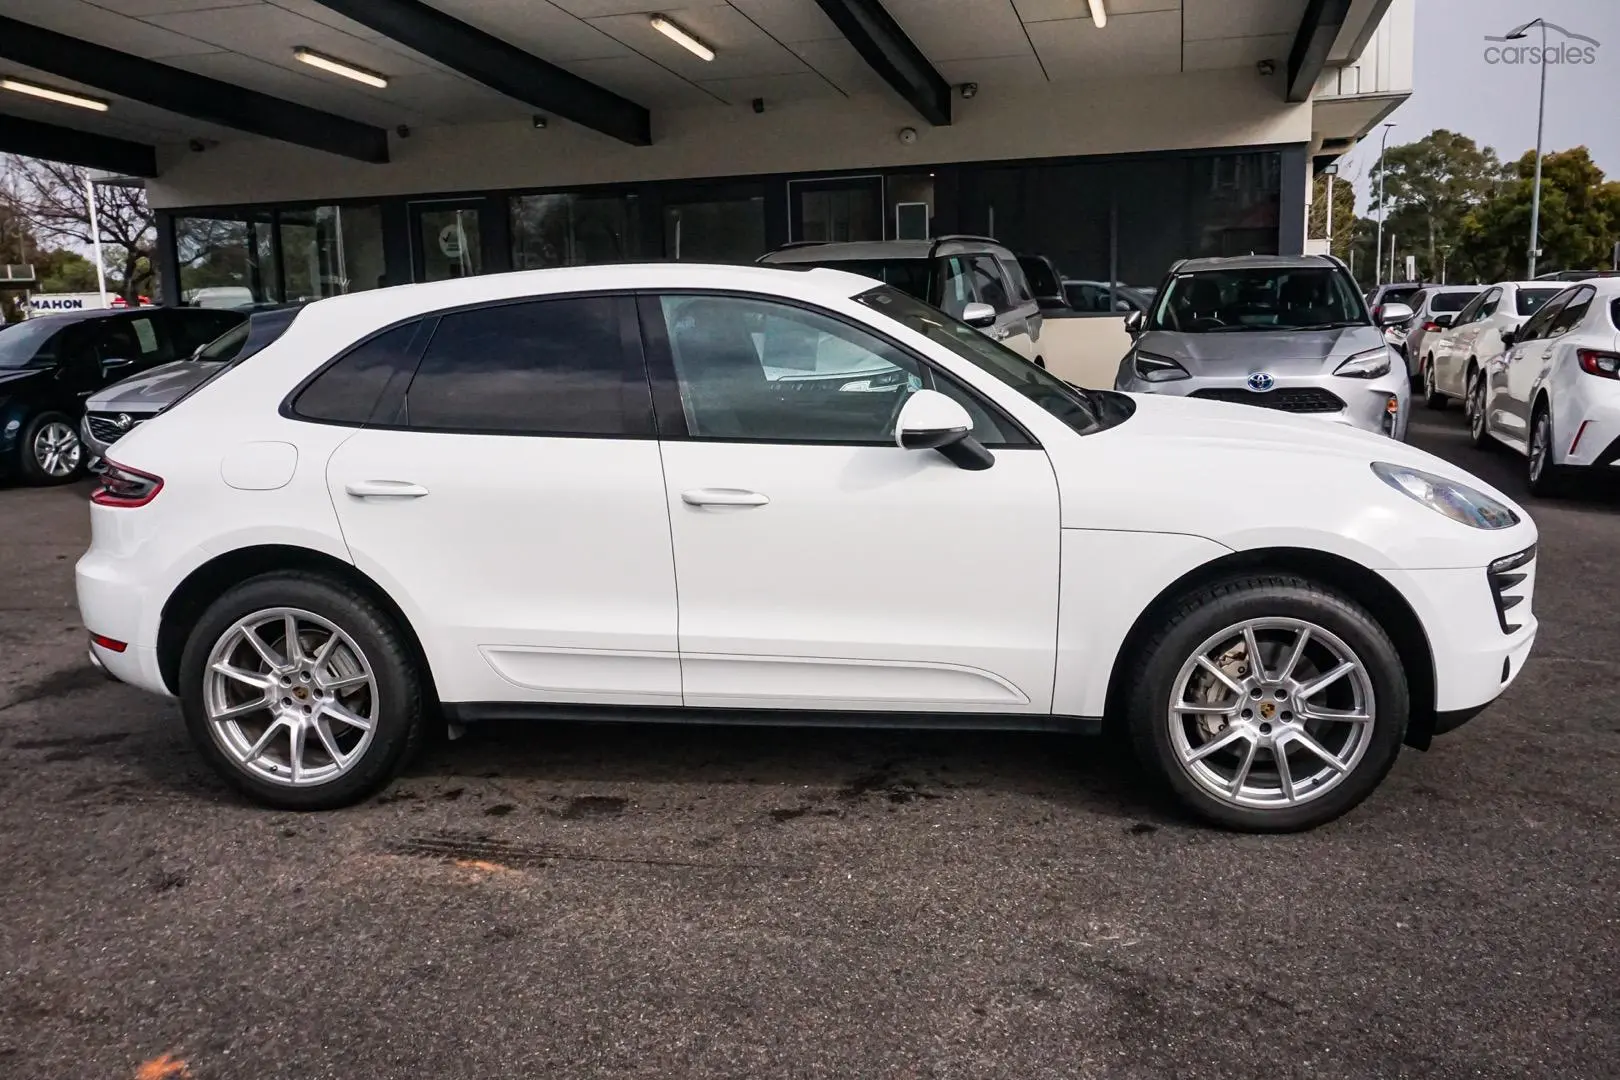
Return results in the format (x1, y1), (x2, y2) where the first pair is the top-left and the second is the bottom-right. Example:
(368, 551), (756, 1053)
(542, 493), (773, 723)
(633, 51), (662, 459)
(1, 409), (1616, 1079)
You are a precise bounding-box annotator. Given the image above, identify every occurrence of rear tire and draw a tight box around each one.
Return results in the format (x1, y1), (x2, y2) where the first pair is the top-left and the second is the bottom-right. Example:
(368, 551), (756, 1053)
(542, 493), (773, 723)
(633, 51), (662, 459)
(1465, 368), (1492, 449)
(17, 411), (85, 486)
(179, 573), (425, 809)
(1526, 403), (1566, 497)
(1422, 357), (1446, 409)
(1124, 574), (1408, 832)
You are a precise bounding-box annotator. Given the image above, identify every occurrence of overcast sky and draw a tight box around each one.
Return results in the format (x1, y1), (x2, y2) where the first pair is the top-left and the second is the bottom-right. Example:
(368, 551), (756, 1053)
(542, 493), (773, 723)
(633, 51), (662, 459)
(1341, 0), (1620, 207)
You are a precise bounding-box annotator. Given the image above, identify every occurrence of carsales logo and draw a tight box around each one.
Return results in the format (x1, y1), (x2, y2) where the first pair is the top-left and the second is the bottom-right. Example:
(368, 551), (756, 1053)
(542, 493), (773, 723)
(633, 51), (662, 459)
(1484, 21), (1600, 65)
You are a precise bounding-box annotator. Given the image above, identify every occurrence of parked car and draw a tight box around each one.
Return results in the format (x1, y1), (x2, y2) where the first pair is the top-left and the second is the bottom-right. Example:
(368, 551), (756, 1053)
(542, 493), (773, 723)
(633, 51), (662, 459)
(0, 306), (244, 484)
(1416, 282), (1566, 409)
(1115, 254), (1413, 439)
(1394, 285), (1484, 376)
(78, 263), (1536, 831)
(82, 305), (302, 460)
(1468, 278), (1620, 495)
(759, 237), (1044, 365)
(1365, 281), (1425, 314)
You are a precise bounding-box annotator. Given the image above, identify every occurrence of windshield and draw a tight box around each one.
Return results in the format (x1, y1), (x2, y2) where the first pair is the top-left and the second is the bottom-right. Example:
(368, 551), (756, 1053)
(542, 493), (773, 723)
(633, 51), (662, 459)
(1431, 291), (1478, 313)
(1518, 288), (1563, 317)
(1150, 266), (1368, 332)
(856, 286), (1132, 436)
(1379, 286), (1422, 306)
(799, 259), (932, 303)
(0, 318), (66, 369)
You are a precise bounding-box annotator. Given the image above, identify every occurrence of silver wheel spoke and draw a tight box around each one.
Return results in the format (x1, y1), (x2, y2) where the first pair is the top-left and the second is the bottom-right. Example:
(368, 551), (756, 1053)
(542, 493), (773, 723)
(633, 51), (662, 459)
(1175, 701), (1236, 715)
(1228, 737), (1260, 796)
(212, 695), (271, 721)
(1287, 729), (1349, 773)
(211, 661), (272, 690)
(1196, 656), (1245, 696)
(321, 699), (373, 732)
(1297, 660), (1355, 701)
(242, 626), (284, 671)
(242, 719), (284, 763)
(310, 632), (341, 674)
(1242, 624), (1265, 681)
(1274, 745), (1295, 804)
(1279, 627), (1311, 682)
(283, 614), (303, 665)
(320, 670), (369, 692)
(1188, 727), (1248, 763)
(313, 719), (346, 767)
(1298, 704), (1371, 723)
(287, 722), (306, 784)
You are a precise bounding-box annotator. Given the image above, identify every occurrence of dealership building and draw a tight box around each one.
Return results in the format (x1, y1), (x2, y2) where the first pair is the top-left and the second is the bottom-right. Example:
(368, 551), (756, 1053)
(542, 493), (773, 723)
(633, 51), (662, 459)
(0, 0), (1411, 305)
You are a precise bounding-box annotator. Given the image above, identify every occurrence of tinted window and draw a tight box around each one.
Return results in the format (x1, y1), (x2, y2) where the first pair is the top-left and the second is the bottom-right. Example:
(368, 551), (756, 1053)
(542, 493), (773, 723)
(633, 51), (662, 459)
(295, 322), (421, 424)
(1547, 286), (1595, 336)
(1430, 291), (1477, 313)
(1517, 287), (1564, 317)
(795, 259), (932, 302)
(657, 293), (1017, 445)
(1019, 256), (1060, 299)
(1516, 291), (1570, 342)
(1477, 288), (1502, 319)
(967, 256), (1012, 312)
(170, 310), (245, 355)
(406, 297), (642, 436)
(1450, 292), (1487, 327)
(93, 315), (165, 363)
(0, 318), (67, 369)
(1381, 286), (1422, 306)
(1611, 299), (1620, 331)
(937, 257), (974, 318)
(997, 257), (1033, 303)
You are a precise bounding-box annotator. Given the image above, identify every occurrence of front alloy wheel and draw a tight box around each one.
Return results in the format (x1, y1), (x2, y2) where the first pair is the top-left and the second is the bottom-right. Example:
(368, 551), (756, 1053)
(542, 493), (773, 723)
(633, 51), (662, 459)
(1169, 619), (1374, 810)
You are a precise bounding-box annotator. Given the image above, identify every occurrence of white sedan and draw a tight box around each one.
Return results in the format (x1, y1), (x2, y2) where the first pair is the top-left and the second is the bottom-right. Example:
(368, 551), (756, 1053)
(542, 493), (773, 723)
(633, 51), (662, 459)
(1470, 277), (1620, 495)
(76, 264), (1538, 831)
(1418, 281), (1566, 409)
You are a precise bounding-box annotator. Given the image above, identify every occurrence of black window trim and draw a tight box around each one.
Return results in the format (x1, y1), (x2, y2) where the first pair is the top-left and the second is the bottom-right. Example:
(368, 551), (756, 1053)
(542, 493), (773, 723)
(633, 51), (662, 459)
(635, 287), (1038, 449)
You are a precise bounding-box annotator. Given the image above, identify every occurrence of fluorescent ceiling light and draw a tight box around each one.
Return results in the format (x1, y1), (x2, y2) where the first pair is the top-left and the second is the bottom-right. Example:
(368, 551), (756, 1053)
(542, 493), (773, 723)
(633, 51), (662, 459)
(650, 16), (715, 62)
(293, 47), (388, 88)
(1, 78), (109, 112)
(1087, 0), (1107, 28)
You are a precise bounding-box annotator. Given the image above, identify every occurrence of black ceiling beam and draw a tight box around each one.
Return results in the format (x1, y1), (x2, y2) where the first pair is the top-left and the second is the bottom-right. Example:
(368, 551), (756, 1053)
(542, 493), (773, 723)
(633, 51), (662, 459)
(0, 15), (388, 163)
(812, 0), (950, 126)
(0, 113), (157, 177)
(309, 0), (651, 146)
(1286, 0), (1354, 103)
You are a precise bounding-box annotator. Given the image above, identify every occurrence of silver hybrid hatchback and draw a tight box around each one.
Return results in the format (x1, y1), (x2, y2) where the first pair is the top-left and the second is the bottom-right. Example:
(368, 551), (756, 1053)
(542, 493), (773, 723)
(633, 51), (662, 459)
(1115, 254), (1413, 439)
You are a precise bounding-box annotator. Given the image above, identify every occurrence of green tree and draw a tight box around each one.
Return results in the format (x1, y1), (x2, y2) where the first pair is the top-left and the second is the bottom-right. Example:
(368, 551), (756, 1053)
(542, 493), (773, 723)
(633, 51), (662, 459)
(1, 155), (156, 302)
(1459, 147), (1620, 280)
(34, 247), (100, 293)
(1366, 129), (1507, 282)
(1309, 171), (1361, 260)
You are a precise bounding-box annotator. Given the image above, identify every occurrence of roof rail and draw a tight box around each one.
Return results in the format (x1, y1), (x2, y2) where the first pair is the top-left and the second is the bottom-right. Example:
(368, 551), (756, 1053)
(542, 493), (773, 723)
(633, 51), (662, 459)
(776, 240), (830, 250)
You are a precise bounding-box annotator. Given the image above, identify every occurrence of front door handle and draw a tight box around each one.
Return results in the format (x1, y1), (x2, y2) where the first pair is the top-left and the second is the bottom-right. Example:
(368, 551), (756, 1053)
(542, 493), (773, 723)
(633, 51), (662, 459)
(681, 487), (769, 507)
(345, 480), (429, 499)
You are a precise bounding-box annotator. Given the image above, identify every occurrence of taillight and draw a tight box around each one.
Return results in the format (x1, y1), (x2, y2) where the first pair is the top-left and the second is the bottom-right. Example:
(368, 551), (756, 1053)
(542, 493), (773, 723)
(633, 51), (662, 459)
(1577, 349), (1620, 379)
(91, 460), (163, 507)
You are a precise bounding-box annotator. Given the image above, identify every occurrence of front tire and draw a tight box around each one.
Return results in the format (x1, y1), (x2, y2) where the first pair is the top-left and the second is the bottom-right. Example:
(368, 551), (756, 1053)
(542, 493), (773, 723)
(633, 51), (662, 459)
(17, 411), (85, 485)
(1422, 357), (1446, 409)
(1125, 575), (1408, 832)
(179, 573), (425, 809)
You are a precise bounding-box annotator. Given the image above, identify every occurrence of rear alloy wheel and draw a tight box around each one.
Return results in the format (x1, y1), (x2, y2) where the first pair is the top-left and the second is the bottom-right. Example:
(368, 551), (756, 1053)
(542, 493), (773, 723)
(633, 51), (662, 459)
(1526, 405), (1564, 497)
(1422, 357), (1446, 409)
(180, 574), (425, 809)
(1465, 370), (1492, 449)
(1127, 575), (1407, 831)
(19, 412), (85, 485)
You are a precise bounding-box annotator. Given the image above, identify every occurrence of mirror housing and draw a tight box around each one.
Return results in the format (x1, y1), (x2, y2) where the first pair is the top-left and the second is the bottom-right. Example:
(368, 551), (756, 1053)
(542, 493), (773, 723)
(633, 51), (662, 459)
(1500, 327), (1517, 346)
(1378, 302), (1415, 327)
(101, 357), (135, 376)
(1432, 313), (1455, 329)
(1124, 309), (1146, 335)
(895, 389), (992, 470)
(961, 302), (997, 329)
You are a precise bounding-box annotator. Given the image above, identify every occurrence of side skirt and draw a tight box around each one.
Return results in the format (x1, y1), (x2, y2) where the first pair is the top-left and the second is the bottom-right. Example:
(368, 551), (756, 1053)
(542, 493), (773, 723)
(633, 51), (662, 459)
(444, 701), (1102, 735)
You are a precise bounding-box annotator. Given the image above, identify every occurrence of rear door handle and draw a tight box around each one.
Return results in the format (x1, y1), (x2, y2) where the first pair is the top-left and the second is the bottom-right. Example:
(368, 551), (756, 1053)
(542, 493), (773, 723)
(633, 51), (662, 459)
(681, 487), (769, 507)
(345, 480), (429, 499)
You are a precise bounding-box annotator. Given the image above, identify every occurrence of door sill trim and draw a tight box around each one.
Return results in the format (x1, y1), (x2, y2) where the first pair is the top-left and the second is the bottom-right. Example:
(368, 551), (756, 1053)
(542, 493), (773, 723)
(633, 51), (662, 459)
(443, 700), (1101, 734)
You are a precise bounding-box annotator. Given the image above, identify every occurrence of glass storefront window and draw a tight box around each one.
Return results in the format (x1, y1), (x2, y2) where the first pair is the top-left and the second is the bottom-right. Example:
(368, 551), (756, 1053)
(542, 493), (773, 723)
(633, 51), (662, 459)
(511, 193), (640, 269)
(663, 195), (765, 263)
(885, 173), (935, 240)
(176, 213), (277, 307)
(280, 205), (386, 300)
(414, 205), (482, 282)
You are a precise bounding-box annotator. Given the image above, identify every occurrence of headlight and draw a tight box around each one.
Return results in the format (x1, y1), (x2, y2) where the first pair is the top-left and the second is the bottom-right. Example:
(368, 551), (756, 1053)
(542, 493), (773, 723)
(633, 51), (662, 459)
(1132, 350), (1190, 383)
(1334, 347), (1392, 379)
(1371, 462), (1519, 529)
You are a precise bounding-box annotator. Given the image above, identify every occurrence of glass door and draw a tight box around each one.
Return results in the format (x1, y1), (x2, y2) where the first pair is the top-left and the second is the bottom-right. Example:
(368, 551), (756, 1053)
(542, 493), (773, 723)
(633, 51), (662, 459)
(789, 175), (883, 243)
(410, 201), (483, 282)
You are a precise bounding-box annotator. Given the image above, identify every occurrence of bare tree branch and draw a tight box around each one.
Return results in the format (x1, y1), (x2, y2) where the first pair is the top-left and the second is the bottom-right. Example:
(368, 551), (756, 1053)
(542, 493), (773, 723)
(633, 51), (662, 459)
(1, 154), (157, 299)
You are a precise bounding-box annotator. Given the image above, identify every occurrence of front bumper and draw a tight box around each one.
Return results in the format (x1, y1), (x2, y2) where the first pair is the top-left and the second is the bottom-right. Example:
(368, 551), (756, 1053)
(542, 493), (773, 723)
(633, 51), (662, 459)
(81, 410), (154, 459)
(1118, 369), (1411, 440)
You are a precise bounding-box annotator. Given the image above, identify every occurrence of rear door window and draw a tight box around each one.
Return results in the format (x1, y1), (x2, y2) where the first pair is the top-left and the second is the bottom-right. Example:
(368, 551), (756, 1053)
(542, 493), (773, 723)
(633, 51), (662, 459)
(294, 321), (424, 425)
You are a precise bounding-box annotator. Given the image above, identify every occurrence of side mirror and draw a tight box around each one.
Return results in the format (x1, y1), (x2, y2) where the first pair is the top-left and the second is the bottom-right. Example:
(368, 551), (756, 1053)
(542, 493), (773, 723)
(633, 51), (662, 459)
(100, 357), (134, 378)
(1124, 310), (1146, 335)
(1500, 327), (1517, 346)
(1378, 302), (1415, 327)
(961, 302), (997, 329)
(895, 389), (993, 470)
(1432, 313), (1455, 329)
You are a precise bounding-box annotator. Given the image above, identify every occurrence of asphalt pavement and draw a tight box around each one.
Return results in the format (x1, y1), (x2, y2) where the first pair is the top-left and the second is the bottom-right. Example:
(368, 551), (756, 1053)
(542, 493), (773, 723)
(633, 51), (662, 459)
(0, 406), (1615, 1079)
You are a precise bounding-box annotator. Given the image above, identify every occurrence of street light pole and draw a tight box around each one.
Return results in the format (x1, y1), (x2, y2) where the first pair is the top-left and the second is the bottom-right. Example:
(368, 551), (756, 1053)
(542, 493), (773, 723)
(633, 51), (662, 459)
(1375, 122), (1395, 286)
(1508, 19), (1548, 278)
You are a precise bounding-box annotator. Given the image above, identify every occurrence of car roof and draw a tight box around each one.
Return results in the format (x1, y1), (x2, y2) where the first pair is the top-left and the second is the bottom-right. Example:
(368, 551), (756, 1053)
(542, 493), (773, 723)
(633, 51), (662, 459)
(1172, 254), (1341, 272)
(17, 306), (172, 329)
(761, 237), (1013, 263)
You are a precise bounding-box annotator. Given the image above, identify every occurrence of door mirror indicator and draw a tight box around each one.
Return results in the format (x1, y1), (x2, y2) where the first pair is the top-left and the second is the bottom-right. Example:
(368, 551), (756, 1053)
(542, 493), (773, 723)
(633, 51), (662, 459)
(961, 302), (997, 329)
(1378, 302), (1415, 327)
(895, 389), (993, 470)
(1124, 310), (1146, 335)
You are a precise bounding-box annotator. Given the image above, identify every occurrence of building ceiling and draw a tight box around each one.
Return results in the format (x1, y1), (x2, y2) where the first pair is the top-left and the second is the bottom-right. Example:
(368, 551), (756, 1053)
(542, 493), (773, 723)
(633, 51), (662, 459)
(0, 0), (1307, 148)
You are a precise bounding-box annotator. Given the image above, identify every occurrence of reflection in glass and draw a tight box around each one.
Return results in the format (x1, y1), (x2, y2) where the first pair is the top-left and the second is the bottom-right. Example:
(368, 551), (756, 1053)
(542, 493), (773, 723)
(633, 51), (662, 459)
(885, 173), (934, 240)
(279, 205), (386, 299)
(175, 214), (277, 306)
(799, 184), (880, 243)
(417, 207), (482, 281)
(511, 193), (639, 269)
(663, 196), (765, 263)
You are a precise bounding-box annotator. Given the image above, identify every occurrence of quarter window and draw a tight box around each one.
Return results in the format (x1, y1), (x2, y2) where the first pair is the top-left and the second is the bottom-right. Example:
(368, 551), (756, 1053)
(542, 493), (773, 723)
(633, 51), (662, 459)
(1546, 286), (1595, 337)
(295, 322), (422, 425)
(406, 297), (647, 436)
(656, 293), (1016, 445)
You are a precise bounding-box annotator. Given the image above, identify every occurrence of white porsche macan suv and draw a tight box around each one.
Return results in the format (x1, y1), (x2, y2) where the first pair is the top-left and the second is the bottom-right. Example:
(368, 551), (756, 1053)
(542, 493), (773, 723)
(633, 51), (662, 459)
(77, 264), (1539, 831)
